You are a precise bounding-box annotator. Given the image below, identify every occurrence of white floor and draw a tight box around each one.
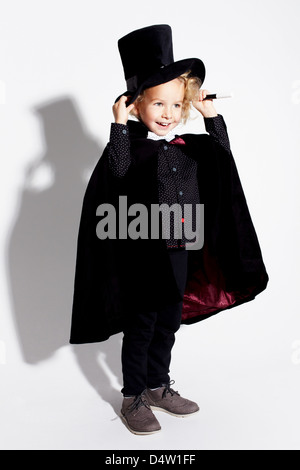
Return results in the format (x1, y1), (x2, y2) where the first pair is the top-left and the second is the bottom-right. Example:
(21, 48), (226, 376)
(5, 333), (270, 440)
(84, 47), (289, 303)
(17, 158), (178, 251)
(1, 295), (299, 451)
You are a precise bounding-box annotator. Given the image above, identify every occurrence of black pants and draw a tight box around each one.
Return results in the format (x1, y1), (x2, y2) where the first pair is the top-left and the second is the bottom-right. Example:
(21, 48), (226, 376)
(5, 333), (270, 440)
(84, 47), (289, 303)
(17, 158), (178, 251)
(121, 249), (188, 396)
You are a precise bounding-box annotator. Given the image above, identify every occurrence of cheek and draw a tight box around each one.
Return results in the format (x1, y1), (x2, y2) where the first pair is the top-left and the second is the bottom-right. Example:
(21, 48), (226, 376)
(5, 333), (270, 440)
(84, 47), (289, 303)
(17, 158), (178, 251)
(137, 104), (150, 122)
(175, 109), (183, 121)
(146, 109), (158, 121)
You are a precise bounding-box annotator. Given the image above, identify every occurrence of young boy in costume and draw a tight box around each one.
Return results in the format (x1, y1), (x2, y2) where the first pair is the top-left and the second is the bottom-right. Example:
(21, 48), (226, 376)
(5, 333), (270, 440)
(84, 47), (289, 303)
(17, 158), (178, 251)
(70, 25), (268, 435)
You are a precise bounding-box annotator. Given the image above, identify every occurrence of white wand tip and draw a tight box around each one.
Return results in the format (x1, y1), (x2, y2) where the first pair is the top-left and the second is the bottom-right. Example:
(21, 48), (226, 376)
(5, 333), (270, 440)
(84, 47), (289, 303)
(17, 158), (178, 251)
(216, 92), (233, 99)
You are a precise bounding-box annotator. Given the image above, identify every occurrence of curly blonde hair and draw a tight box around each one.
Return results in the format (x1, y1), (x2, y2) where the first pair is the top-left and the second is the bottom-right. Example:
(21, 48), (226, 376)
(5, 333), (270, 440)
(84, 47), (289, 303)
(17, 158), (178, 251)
(176, 71), (202, 123)
(132, 71), (202, 124)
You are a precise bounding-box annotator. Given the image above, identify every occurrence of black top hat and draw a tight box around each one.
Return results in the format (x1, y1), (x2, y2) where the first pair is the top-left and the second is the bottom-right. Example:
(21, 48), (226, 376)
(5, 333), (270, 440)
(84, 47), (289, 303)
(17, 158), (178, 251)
(116, 24), (205, 105)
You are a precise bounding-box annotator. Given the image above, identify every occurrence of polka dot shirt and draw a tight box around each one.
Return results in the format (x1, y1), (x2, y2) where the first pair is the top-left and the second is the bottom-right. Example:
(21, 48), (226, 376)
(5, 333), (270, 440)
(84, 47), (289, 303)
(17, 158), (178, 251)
(108, 115), (231, 249)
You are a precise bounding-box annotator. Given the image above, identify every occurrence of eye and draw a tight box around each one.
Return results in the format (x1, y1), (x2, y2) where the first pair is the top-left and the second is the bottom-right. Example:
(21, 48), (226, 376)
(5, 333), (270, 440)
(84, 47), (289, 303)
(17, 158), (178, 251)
(154, 102), (163, 106)
(174, 103), (182, 108)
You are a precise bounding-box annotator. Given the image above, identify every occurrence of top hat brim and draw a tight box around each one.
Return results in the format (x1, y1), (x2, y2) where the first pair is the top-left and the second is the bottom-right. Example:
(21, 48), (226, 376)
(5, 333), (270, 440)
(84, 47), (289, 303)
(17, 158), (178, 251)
(116, 57), (205, 106)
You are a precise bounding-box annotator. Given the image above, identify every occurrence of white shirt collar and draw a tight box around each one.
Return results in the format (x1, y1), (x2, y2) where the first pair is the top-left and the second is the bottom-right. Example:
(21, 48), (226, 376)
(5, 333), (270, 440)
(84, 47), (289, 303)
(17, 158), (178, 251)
(147, 130), (177, 142)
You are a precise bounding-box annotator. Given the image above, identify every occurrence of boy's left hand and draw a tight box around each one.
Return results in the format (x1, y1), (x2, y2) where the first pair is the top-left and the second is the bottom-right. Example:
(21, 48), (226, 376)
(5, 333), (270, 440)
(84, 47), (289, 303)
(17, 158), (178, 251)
(192, 89), (218, 118)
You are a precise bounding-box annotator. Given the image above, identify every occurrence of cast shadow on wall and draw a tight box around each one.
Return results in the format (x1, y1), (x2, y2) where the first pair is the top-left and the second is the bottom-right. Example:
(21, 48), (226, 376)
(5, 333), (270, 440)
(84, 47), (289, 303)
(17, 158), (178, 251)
(7, 96), (123, 413)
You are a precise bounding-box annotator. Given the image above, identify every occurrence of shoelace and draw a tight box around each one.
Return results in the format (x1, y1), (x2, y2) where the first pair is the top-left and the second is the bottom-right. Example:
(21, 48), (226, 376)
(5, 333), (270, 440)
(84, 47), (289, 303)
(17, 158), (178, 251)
(128, 394), (151, 412)
(161, 380), (180, 399)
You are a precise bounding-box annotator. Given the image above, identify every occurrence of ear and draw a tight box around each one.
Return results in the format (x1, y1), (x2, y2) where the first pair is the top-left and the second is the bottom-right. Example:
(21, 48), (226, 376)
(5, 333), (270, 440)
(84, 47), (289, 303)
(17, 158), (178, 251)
(129, 102), (140, 118)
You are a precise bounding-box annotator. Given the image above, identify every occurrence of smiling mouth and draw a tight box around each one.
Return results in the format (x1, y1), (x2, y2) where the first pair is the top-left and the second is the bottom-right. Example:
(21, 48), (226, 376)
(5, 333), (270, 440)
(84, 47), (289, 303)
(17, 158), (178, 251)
(156, 122), (171, 128)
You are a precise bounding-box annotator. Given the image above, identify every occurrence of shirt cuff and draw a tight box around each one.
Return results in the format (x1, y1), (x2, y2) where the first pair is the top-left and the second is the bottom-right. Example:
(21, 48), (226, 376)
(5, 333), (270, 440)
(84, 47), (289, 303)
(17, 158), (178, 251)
(109, 123), (129, 144)
(204, 114), (227, 134)
(203, 114), (231, 153)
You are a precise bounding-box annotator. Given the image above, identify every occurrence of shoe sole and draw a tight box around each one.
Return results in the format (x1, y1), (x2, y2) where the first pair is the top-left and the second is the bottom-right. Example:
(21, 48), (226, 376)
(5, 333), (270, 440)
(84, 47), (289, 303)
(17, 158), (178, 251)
(149, 406), (200, 418)
(120, 413), (161, 435)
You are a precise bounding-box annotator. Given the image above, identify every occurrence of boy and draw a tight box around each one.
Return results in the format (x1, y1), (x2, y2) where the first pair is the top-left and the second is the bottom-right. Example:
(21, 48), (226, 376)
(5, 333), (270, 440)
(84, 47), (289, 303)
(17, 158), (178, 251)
(70, 25), (268, 436)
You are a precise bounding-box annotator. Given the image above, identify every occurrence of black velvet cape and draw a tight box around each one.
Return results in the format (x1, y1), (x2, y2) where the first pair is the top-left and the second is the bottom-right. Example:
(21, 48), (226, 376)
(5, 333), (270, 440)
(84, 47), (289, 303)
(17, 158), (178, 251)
(70, 120), (268, 344)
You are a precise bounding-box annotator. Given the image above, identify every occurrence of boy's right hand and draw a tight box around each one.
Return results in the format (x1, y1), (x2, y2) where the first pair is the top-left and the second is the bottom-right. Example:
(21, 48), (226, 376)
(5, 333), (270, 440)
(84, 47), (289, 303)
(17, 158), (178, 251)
(112, 95), (136, 124)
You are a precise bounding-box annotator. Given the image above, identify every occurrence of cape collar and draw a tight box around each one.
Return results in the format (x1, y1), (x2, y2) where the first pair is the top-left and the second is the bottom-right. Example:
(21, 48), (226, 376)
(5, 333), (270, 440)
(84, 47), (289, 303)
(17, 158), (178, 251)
(127, 119), (149, 139)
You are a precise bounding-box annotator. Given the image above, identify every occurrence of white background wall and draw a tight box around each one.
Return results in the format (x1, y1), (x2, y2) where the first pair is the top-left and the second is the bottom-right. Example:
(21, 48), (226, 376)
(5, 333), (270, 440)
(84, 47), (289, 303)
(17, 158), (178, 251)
(1, 0), (300, 450)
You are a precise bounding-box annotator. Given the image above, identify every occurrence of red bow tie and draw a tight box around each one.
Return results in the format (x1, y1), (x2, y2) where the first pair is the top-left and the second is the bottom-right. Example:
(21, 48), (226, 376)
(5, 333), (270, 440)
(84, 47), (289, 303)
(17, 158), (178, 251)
(169, 136), (185, 145)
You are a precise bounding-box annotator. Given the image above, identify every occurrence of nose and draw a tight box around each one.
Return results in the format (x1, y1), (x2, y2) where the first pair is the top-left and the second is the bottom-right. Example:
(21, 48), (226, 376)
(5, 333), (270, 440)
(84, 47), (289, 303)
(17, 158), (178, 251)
(162, 107), (172, 120)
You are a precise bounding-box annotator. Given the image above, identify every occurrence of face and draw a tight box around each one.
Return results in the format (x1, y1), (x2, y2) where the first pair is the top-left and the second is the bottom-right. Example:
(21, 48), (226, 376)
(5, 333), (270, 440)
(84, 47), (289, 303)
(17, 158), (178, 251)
(135, 79), (185, 136)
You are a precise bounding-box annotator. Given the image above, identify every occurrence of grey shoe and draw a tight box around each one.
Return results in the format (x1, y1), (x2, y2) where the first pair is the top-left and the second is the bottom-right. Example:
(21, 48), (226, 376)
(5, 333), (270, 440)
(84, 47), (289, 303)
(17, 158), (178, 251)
(121, 393), (161, 435)
(145, 381), (200, 417)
